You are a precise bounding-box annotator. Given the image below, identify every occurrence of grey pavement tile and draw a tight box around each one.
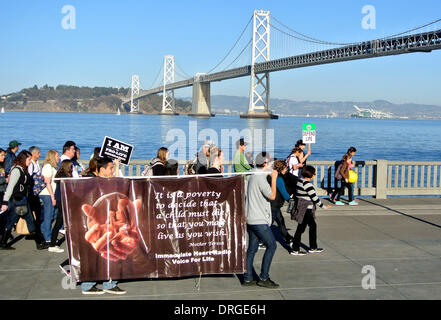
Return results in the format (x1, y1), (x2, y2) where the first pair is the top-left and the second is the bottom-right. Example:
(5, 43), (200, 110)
(0, 271), (40, 299)
(324, 239), (431, 260)
(351, 215), (441, 238)
(315, 217), (395, 241)
(278, 286), (407, 300)
(392, 283), (441, 300)
(1, 197), (441, 300)
(403, 240), (441, 256)
(366, 258), (441, 284)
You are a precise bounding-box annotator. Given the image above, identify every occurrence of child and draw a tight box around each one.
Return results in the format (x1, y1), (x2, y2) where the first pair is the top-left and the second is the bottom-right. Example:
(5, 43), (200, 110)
(333, 152), (358, 206)
(290, 165), (331, 255)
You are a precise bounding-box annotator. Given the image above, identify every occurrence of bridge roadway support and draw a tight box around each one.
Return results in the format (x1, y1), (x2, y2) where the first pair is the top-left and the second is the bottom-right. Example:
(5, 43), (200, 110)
(159, 111), (179, 115)
(240, 111), (279, 119)
(188, 81), (214, 118)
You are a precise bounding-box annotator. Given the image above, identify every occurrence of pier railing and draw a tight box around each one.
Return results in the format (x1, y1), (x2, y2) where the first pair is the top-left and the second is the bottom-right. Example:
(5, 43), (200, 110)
(79, 160), (441, 199)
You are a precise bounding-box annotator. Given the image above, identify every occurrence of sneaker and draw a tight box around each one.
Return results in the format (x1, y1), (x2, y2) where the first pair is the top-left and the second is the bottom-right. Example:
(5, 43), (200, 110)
(334, 201), (345, 206)
(348, 201), (358, 206)
(104, 286), (127, 295)
(36, 242), (50, 250)
(258, 243), (266, 250)
(309, 248), (324, 253)
(257, 278), (280, 288)
(290, 250), (308, 256)
(241, 280), (257, 287)
(48, 246), (64, 253)
(82, 285), (105, 295)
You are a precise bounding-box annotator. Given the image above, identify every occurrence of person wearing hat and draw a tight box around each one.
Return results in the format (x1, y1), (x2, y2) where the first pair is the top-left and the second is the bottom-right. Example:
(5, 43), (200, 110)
(233, 138), (252, 173)
(193, 140), (215, 175)
(4, 140), (21, 177)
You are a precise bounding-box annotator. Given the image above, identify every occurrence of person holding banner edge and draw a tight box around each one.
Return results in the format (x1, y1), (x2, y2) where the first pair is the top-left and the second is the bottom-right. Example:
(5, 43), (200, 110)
(242, 152), (279, 288)
(80, 157), (126, 295)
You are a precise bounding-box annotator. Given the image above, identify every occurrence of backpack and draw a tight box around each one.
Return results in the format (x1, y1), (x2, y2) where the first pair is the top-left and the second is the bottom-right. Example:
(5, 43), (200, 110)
(32, 173), (47, 196)
(183, 158), (197, 175)
(141, 160), (163, 177)
(286, 153), (292, 173)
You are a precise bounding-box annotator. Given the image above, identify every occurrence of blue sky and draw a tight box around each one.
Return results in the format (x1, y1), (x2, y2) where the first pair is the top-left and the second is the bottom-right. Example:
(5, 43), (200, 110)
(1, 0), (440, 105)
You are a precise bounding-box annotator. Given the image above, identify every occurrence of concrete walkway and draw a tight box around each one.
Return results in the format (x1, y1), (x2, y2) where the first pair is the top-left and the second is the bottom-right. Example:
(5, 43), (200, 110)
(1, 197), (440, 300)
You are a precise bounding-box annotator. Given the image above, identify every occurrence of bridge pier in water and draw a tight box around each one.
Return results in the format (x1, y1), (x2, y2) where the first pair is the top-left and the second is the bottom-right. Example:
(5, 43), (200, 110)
(188, 80), (214, 118)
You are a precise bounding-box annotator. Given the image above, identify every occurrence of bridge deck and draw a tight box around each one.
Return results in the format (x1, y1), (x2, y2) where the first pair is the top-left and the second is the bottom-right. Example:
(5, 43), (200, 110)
(124, 29), (441, 105)
(1, 197), (440, 300)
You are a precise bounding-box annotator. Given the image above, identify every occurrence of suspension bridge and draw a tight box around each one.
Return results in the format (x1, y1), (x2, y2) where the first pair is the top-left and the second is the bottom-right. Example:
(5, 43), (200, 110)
(122, 10), (441, 119)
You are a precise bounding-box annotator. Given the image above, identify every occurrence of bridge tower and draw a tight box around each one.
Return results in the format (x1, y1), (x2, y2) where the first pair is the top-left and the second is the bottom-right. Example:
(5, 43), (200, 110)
(161, 55), (178, 115)
(130, 74), (140, 113)
(242, 10), (278, 119)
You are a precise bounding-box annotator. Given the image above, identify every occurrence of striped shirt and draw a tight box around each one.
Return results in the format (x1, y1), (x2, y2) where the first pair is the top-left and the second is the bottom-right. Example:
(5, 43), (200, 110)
(295, 178), (324, 209)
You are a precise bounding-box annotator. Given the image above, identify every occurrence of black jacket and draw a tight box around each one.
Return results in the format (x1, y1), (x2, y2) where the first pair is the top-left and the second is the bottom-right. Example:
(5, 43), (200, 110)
(282, 171), (298, 196)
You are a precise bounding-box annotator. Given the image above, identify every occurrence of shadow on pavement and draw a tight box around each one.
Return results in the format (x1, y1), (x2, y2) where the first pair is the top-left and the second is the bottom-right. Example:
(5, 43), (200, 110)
(359, 198), (441, 229)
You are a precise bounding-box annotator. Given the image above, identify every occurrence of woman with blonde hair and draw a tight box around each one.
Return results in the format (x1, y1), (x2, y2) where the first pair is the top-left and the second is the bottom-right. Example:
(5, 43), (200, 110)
(39, 150), (60, 244)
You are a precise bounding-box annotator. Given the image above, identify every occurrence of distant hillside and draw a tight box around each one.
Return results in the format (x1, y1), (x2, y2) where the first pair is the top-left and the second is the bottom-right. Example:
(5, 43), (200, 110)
(208, 95), (441, 119)
(0, 85), (191, 113)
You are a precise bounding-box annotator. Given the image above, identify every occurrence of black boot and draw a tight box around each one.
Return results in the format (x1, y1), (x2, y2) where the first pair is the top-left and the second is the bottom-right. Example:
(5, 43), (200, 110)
(0, 229), (16, 250)
(33, 232), (49, 250)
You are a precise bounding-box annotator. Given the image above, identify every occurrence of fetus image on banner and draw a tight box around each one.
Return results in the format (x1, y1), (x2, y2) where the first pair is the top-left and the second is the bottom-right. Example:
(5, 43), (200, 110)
(82, 193), (142, 261)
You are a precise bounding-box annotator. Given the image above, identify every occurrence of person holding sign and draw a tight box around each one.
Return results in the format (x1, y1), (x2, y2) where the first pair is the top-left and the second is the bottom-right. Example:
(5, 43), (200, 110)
(242, 152), (279, 289)
(295, 139), (311, 169)
(80, 157), (127, 295)
(286, 147), (304, 178)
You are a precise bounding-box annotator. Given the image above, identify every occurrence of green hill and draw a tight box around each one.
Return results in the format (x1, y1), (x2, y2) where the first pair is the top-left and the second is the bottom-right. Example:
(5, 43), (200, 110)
(0, 85), (191, 113)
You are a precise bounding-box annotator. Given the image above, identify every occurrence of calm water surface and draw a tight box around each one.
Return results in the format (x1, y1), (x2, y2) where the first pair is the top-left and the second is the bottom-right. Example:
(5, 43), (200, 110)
(1, 112), (441, 162)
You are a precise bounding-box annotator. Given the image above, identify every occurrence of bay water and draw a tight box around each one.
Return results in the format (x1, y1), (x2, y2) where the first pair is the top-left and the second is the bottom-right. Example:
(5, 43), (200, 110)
(1, 112), (441, 163)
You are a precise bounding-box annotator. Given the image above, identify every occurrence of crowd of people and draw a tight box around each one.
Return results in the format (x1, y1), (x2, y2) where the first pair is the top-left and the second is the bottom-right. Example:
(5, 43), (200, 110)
(0, 137), (358, 293)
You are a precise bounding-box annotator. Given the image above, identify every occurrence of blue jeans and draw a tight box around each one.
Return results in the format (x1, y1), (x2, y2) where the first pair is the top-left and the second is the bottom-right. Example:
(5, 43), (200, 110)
(81, 281), (118, 291)
(244, 224), (277, 282)
(5, 200), (35, 233)
(40, 195), (56, 242)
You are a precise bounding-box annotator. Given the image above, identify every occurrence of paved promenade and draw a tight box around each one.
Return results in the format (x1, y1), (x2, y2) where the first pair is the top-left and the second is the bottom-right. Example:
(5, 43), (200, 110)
(0, 197), (440, 300)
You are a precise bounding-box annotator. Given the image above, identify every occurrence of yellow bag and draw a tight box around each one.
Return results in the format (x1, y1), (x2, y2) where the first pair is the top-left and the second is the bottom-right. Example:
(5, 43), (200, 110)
(15, 211), (37, 235)
(348, 170), (358, 183)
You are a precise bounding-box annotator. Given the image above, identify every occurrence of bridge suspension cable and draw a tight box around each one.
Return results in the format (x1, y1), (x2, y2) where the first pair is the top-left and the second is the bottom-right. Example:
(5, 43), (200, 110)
(222, 39), (252, 71)
(149, 64), (163, 89)
(175, 61), (192, 79)
(205, 15), (253, 74)
(384, 17), (441, 38)
(271, 16), (354, 46)
(271, 16), (441, 50)
(271, 15), (441, 47)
